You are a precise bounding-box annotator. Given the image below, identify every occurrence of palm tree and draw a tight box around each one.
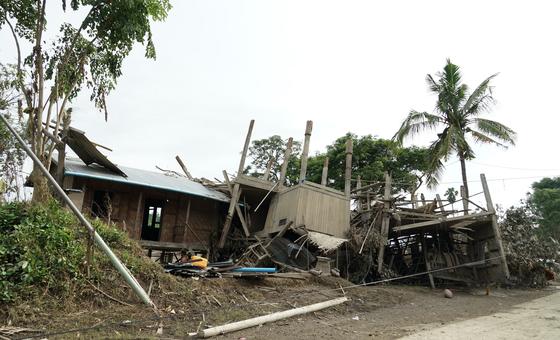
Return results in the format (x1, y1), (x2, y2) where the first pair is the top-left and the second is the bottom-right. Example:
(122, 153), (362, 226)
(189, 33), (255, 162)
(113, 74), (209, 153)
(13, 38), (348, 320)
(393, 59), (516, 199)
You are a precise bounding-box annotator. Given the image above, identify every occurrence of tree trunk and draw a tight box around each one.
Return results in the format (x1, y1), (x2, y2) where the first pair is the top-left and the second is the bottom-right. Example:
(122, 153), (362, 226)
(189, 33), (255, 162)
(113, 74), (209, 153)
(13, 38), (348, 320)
(459, 156), (469, 199)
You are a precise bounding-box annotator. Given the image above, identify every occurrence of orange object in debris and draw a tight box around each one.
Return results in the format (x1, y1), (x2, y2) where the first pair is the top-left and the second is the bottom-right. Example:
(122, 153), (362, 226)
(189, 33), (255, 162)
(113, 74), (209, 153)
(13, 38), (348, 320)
(190, 255), (208, 269)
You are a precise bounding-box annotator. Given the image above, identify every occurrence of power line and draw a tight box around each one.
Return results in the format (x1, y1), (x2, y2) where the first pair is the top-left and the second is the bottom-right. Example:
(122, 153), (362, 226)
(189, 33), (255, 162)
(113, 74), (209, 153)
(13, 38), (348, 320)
(470, 161), (560, 172)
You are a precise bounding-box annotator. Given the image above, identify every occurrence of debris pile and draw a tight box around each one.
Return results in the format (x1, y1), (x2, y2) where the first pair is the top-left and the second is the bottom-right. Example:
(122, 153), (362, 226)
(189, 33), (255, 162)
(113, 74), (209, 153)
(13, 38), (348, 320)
(499, 205), (560, 287)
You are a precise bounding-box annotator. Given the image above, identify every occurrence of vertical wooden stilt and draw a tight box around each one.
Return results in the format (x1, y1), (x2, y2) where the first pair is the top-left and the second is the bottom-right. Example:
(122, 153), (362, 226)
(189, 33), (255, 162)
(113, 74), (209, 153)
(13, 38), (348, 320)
(460, 185), (468, 215)
(356, 176), (362, 213)
(480, 173), (510, 279)
(135, 192), (144, 239)
(278, 138), (293, 189)
(377, 172), (392, 274)
(321, 157), (329, 186)
(299, 121), (313, 183)
(344, 139), (353, 198)
(421, 234), (435, 289)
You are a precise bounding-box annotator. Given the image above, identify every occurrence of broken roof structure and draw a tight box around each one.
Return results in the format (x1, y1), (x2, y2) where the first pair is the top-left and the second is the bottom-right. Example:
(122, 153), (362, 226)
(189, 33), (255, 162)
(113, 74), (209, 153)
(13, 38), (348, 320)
(52, 128), (229, 254)
(217, 120), (351, 253)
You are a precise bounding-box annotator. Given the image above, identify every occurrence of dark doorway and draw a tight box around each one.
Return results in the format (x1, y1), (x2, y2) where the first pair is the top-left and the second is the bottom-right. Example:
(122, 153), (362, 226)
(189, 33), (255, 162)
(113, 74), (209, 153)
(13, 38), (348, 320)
(92, 190), (113, 219)
(141, 199), (164, 241)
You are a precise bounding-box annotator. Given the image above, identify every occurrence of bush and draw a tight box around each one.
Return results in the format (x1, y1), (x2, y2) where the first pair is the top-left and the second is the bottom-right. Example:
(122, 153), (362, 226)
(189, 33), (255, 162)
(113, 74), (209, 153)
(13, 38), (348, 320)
(0, 200), (163, 304)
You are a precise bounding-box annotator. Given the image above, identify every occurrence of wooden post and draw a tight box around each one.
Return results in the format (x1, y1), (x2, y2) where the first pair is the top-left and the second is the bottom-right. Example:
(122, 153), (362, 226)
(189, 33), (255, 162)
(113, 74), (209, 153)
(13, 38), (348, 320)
(175, 155), (194, 180)
(218, 120), (255, 248)
(411, 194), (417, 209)
(299, 120), (313, 183)
(320, 157), (329, 186)
(421, 234), (436, 289)
(435, 194), (445, 216)
(420, 193), (426, 206)
(356, 176), (362, 213)
(344, 139), (353, 198)
(135, 192), (143, 239)
(460, 185), (468, 215)
(182, 199), (192, 244)
(480, 173), (510, 279)
(262, 157), (274, 181)
(278, 137), (293, 188)
(377, 172), (392, 274)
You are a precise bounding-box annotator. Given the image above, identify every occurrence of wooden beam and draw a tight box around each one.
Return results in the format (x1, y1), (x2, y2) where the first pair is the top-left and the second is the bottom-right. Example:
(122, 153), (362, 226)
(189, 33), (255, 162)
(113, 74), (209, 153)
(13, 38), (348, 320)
(222, 171), (250, 237)
(321, 157), (329, 186)
(219, 120), (255, 248)
(344, 139), (353, 197)
(480, 173), (510, 279)
(392, 212), (493, 232)
(377, 172), (391, 274)
(356, 175), (362, 213)
(278, 137), (293, 188)
(175, 155), (193, 180)
(299, 120), (313, 182)
(238, 120), (255, 176)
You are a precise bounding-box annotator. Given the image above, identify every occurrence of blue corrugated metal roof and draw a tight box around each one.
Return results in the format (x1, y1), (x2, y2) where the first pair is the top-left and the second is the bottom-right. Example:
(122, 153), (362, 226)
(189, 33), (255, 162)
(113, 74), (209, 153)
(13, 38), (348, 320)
(64, 158), (229, 203)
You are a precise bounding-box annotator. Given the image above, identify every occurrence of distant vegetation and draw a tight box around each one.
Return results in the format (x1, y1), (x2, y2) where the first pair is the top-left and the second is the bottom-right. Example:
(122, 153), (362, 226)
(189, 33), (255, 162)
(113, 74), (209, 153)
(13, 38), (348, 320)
(247, 133), (431, 194)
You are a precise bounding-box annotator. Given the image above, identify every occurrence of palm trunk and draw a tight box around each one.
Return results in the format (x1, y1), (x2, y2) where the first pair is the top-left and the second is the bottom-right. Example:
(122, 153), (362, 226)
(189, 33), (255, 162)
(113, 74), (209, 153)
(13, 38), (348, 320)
(459, 156), (469, 214)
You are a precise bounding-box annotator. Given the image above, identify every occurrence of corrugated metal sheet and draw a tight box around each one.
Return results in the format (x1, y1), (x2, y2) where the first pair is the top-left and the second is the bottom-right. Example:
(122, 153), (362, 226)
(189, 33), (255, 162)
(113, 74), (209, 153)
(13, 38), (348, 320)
(64, 127), (127, 177)
(63, 158), (229, 203)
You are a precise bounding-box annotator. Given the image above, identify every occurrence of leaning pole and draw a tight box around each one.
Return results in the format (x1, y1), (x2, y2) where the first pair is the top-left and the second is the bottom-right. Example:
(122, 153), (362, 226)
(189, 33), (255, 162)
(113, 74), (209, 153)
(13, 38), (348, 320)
(0, 114), (155, 307)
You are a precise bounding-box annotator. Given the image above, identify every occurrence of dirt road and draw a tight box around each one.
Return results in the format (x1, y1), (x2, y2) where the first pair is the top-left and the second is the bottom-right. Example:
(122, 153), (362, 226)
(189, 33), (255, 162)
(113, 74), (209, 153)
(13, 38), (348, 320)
(401, 288), (560, 340)
(236, 285), (554, 340)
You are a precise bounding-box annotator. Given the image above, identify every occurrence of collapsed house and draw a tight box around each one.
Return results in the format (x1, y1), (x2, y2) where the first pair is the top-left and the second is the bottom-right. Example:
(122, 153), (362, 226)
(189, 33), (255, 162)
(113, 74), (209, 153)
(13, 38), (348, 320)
(348, 173), (510, 285)
(49, 127), (229, 255)
(214, 121), (352, 260)
(42, 121), (509, 286)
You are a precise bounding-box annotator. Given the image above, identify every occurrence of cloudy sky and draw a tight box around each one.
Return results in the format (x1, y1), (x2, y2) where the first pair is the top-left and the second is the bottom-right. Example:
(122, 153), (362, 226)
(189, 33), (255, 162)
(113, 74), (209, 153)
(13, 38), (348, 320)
(1, 0), (559, 208)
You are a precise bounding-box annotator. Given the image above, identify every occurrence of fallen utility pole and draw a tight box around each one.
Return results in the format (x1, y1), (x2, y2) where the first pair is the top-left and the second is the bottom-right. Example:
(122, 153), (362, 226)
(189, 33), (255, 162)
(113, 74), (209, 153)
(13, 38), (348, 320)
(197, 297), (348, 338)
(0, 114), (155, 308)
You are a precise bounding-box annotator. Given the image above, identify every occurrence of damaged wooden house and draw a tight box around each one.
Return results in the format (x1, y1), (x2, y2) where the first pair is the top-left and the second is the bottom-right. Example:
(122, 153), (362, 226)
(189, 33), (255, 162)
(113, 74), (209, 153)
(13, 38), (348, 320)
(216, 120), (352, 269)
(48, 127), (229, 255)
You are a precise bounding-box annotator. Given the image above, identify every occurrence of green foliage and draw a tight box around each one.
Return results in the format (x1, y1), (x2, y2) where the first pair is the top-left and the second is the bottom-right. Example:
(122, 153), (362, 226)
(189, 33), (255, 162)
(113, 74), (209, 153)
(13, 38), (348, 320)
(0, 200), (161, 303)
(305, 133), (430, 193)
(529, 177), (560, 238)
(246, 135), (302, 184)
(444, 187), (458, 204)
(393, 59), (516, 189)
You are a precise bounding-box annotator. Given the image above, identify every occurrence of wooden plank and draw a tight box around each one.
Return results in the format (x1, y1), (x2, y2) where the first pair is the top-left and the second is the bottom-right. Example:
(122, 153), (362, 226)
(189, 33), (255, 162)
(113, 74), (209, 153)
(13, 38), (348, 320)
(299, 120), (313, 182)
(480, 173), (510, 279)
(377, 172), (391, 274)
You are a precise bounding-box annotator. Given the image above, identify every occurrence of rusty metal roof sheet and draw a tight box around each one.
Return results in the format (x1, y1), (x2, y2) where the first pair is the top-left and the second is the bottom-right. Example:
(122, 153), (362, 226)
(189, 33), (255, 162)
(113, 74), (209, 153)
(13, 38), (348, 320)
(64, 127), (127, 177)
(63, 158), (229, 202)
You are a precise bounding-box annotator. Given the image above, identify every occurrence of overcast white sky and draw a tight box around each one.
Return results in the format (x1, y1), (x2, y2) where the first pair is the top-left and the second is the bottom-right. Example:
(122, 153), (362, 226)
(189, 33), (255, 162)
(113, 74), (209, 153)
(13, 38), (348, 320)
(1, 0), (559, 208)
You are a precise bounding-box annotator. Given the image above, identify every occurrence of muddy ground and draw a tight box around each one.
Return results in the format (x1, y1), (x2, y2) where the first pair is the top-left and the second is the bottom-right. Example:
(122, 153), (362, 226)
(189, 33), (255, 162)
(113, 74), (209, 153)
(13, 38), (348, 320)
(3, 276), (553, 339)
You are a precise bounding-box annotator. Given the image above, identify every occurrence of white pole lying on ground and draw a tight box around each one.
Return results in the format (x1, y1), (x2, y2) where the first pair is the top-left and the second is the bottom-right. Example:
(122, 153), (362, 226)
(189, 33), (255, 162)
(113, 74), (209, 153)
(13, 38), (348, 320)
(198, 297), (348, 338)
(0, 114), (155, 308)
